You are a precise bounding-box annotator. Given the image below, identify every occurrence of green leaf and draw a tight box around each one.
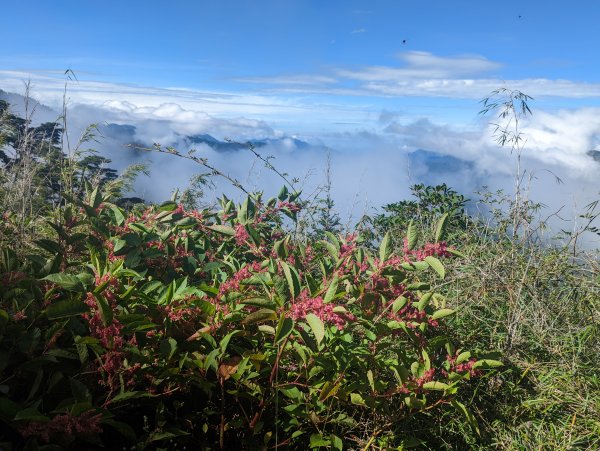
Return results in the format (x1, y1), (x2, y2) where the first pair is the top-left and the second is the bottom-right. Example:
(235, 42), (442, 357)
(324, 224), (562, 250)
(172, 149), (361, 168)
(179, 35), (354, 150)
(158, 200), (178, 212)
(42, 273), (84, 292)
(319, 381), (340, 402)
(207, 224), (235, 236)
(406, 220), (418, 250)
(379, 232), (393, 262)
(160, 337), (178, 360)
(417, 292), (433, 311)
(447, 248), (466, 258)
(274, 316), (294, 344)
(456, 351), (471, 364)
(431, 308), (455, 320)
(310, 434), (330, 448)
(111, 391), (153, 403)
(45, 299), (89, 320)
(305, 313), (325, 346)
(452, 400), (480, 435)
(424, 256), (445, 279)
(93, 292), (113, 325)
(367, 369), (375, 392)
(434, 212), (449, 242)
(392, 295), (408, 313)
(242, 308), (277, 325)
(431, 308), (454, 319)
(422, 381), (450, 391)
(240, 297), (276, 309)
(472, 359), (503, 369)
(349, 393), (366, 406)
(281, 261), (300, 298)
(323, 276), (339, 303)
(319, 240), (339, 260)
(14, 407), (48, 422)
(401, 261), (430, 271)
(108, 203), (126, 226)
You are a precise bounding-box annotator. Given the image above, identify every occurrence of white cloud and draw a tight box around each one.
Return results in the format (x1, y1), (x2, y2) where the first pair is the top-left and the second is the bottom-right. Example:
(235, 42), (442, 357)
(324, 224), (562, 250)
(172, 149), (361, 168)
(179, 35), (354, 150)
(338, 51), (501, 80)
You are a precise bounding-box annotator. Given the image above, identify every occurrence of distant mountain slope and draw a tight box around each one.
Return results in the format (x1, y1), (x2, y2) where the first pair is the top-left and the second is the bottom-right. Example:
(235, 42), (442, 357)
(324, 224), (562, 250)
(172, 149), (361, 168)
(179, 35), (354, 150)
(100, 122), (315, 153)
(0, 89), (59, 124)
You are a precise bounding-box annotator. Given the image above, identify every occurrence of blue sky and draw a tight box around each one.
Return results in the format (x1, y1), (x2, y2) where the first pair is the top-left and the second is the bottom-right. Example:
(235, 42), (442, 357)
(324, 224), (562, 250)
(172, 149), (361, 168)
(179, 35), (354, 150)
(1, 1), (599, 234)
(2, 1), (600, 124)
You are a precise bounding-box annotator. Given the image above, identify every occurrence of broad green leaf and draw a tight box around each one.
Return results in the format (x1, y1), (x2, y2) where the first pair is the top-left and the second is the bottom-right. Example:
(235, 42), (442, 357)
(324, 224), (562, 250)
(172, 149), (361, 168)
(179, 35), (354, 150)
(319, 381), (340, 402)
(319, 240), (339, 260)
(323, 276), (338, 303)
(404, 396), (425, 409)
(108, 203), (125, 226)
(456, 351), (471, 364)
(274, 316), (294, 344)
(240, 297), (276, 309)
(207, 224), (235, 236)
(472, 359), (503, 369)
(434, 213), (449, 242)
(93, 292), (113, 325)
(431, 308), (455, 320)
(452, 400), (480, 435)
(401, 261), (430, 271)
(349, 393), (366, 406)
(367, 369), (375, 392)
(424, 256), (445, 279)
(379, 232), (393, 262)
(407, 282), (430, 291)
(111, 391), (153, 403)
(242, 309), (277, 325)
(158, 200), (178, 212)
(160, 338), (178, 360)
(406, 220), (418, 250)
(392, 296), (408, 313)
(281, 261), (300, 298)
(422, 381), (450, 391)
(305, 313), (325, 345)
(45, 299), (89, 320)
(14, 407), (48, 422)
(417, 292), (433, 311)
(42, 273), (84, 292)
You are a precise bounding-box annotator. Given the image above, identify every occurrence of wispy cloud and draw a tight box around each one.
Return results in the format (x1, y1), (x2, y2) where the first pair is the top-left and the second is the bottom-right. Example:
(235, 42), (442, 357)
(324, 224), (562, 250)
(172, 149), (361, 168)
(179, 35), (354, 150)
(351, 28), (366, 34)
(338, 51), (501, 80)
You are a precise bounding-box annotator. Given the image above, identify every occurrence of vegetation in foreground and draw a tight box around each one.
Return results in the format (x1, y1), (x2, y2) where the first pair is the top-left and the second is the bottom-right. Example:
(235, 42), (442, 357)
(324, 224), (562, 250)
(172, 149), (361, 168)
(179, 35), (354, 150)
(0, 93), (598, 449)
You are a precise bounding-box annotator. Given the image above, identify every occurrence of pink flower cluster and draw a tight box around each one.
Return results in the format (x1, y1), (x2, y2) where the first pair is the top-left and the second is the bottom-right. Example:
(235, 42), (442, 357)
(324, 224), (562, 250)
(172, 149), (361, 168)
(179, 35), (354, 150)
(289, 290), (354, 330)
(234, 223), (250, 246)
(20, 410), (103, 443)
(277, 200), (301, 213)
(445, 354), (481, 377)
(219, 261), (262, 297)
(0, 270), (27, 288)
(402, 239), (452, 260)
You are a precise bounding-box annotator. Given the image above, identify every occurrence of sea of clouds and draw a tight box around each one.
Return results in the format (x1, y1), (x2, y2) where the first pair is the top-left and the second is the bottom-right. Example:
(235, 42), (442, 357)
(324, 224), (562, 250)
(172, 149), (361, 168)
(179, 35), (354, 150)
(1, 76), (599, 247)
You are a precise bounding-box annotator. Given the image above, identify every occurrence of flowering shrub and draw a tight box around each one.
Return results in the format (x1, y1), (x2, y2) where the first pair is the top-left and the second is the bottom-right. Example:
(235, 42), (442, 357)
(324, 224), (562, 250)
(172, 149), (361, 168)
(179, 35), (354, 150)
(0, 187), (500, 449)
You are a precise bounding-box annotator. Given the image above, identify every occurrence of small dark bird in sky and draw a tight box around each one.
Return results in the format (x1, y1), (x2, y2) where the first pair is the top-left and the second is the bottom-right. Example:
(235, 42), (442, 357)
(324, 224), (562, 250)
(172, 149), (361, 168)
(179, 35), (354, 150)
(518, 15), (522, 19)
(402, 39), (407, 44)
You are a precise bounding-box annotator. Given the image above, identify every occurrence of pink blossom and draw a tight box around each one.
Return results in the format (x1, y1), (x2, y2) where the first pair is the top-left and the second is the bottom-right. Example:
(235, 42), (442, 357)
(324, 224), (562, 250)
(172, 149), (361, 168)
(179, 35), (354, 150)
(20, 410), (103, 443)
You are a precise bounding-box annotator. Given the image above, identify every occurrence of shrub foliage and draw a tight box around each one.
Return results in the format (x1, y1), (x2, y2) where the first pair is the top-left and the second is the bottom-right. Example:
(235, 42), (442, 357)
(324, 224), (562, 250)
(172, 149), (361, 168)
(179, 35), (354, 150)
(0, 185), (499, 449)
